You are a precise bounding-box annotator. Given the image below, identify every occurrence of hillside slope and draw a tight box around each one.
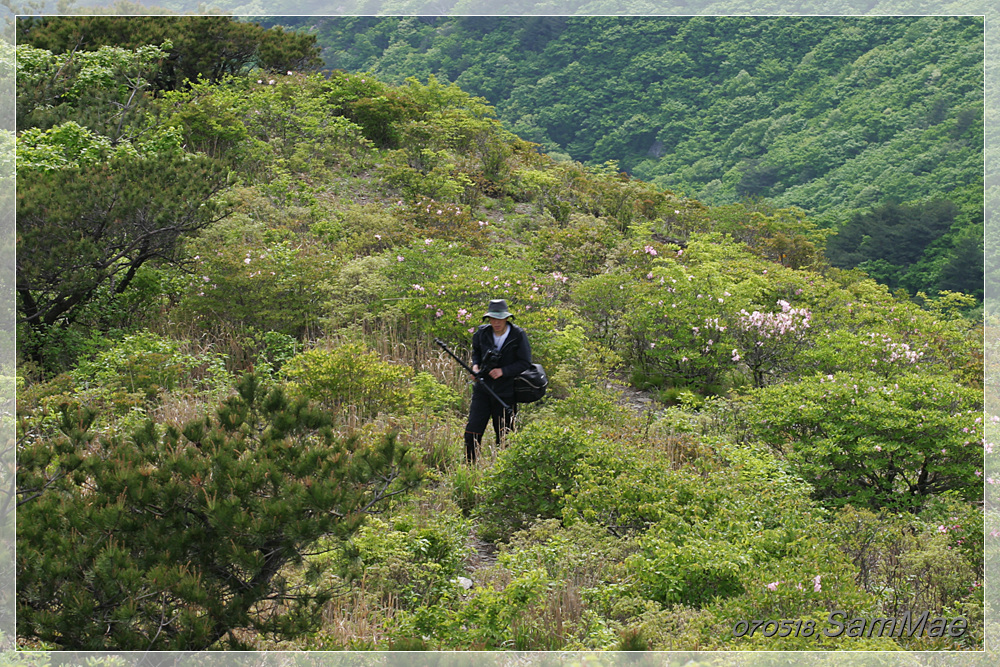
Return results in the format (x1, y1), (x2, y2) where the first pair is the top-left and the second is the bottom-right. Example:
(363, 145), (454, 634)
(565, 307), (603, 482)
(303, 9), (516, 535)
(270, 15), (984, 299)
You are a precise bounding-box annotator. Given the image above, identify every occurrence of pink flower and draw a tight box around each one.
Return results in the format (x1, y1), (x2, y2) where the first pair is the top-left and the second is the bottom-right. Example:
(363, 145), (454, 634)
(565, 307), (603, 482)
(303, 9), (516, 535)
(766, 582), (779, 592)
(813, 575), (821, 592)
(397, 255), (405, 262)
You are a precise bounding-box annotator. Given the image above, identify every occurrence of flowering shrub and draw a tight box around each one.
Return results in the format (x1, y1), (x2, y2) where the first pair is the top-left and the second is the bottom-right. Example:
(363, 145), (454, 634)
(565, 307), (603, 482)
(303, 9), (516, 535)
(402, 197), (488, 247)
(729, 299), (814, 387)
(831, 502), (982, 633)
(176, 217), (335, 338)
(387, 245), (568, 347)
(621, 260), (734, 390)
(528, 213), (622, 277)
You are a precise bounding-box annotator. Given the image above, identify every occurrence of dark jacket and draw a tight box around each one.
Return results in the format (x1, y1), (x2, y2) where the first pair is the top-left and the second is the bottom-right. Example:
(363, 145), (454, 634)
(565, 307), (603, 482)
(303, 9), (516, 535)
(471, 322), (532, 401)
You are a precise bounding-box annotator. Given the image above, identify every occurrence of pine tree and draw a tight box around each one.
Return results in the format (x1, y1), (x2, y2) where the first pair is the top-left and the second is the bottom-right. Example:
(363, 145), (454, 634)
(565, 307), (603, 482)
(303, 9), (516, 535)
(16, 373), (423, 650)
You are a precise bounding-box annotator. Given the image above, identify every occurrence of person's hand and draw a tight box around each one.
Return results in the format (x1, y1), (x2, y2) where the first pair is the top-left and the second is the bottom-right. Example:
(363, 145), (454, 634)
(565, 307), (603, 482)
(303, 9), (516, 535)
(488, 368), (503, 379)
(471, 364), (480, 380)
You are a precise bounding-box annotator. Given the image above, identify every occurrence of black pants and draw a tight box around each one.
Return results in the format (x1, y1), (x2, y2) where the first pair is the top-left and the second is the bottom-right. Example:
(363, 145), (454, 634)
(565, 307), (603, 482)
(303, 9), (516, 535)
(464, 384), (517, 463)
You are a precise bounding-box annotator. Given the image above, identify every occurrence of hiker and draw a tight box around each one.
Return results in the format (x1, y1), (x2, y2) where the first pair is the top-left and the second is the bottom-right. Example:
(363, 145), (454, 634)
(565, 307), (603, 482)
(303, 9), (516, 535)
(464, 298), (532, 463)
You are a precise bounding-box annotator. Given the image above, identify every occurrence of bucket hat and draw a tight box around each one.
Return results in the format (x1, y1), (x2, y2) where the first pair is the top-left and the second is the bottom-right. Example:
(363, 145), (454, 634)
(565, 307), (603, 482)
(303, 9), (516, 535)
(482, 298), (513, 320)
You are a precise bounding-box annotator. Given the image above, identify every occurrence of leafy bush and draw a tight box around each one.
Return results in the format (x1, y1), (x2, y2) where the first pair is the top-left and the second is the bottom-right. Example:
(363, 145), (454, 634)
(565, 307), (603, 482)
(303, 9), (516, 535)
(310, 202), (413, 258)
(175, 210), (336, 338)
(528, 213), (622, 277)
(476, 420), (594, 541)
(744, 370), (983, 510)
(70, 331), (230, 401)
(402, 197), (487, 247)
(831, 503), (981, 628)
(282, 342), (413, 418)
(386, 242), (566, 346)
(408, 371), (460, 415)
(331, 502), (471, 610)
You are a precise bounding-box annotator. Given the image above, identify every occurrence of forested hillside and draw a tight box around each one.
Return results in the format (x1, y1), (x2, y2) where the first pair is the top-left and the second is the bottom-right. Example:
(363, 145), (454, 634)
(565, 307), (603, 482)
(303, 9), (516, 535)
(13, 15), (988, 652)
(269, 15), (984, 300)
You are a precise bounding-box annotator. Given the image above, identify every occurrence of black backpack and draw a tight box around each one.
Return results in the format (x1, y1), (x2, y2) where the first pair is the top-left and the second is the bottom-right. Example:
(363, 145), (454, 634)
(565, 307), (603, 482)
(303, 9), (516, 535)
(514, 363), (548, 403)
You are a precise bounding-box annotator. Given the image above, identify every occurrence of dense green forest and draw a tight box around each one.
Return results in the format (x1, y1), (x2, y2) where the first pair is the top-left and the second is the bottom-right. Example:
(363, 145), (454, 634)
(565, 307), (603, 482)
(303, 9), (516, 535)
(260, 15), (984, 301)
(11, 15), (990, 652)
(44, 0), (992, 17)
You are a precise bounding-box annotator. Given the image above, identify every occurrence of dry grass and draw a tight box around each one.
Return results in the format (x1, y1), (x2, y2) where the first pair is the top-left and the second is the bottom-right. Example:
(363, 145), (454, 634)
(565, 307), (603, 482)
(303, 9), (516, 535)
(319, 588), (401, 650)
(148, 390), (220, 428)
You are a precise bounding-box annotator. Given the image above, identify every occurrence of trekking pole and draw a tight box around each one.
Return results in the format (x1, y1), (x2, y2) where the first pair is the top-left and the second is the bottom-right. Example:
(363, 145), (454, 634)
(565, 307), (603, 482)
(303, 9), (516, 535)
(434, 337), (511, 411)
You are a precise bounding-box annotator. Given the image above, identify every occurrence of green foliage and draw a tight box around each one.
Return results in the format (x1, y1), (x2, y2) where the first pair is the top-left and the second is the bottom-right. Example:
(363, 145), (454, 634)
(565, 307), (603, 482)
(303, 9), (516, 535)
(173, 202), (335, 339)
(310, 202), (413, 258)
(408, 371), (460, 415)
(70, 331), (231, 402)
(537, 324), (621, 396)
(832, 502), (982, 630)
(15, 42), (169, 136)
(322, 70), (423, 148)
(528, 213), (622, 277)
(476, 420), (594, 541)
(17, 16), (322, 92)
(401, 197), (487, 247)
(17, 150), (228, 367)
(282, 342), (413, 418)
(307, 15), (983, 300)
(385, 242), (566, 348)
(16, 373), (423, 650)
(327, 496), (472, 611)
(161, 73), (372, 184)
(744, 371), (983, 510)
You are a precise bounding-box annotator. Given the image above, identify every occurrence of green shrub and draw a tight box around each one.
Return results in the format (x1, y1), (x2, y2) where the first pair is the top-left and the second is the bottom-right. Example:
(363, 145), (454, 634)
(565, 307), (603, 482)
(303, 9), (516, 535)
(331, 508), (471, 610)
(476, 419), (594, 541)
(831, 503), (981, 627)
(310, 202), (414, 258)
(70, 331), (231, 402)
(744, 370), (983, 510)
(408, 371), (460, 415)
(282, 342), (413, 418)
(402, 197), (488, 247)
(175, 214), (336, 338)
(528, 213), (622, 277)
